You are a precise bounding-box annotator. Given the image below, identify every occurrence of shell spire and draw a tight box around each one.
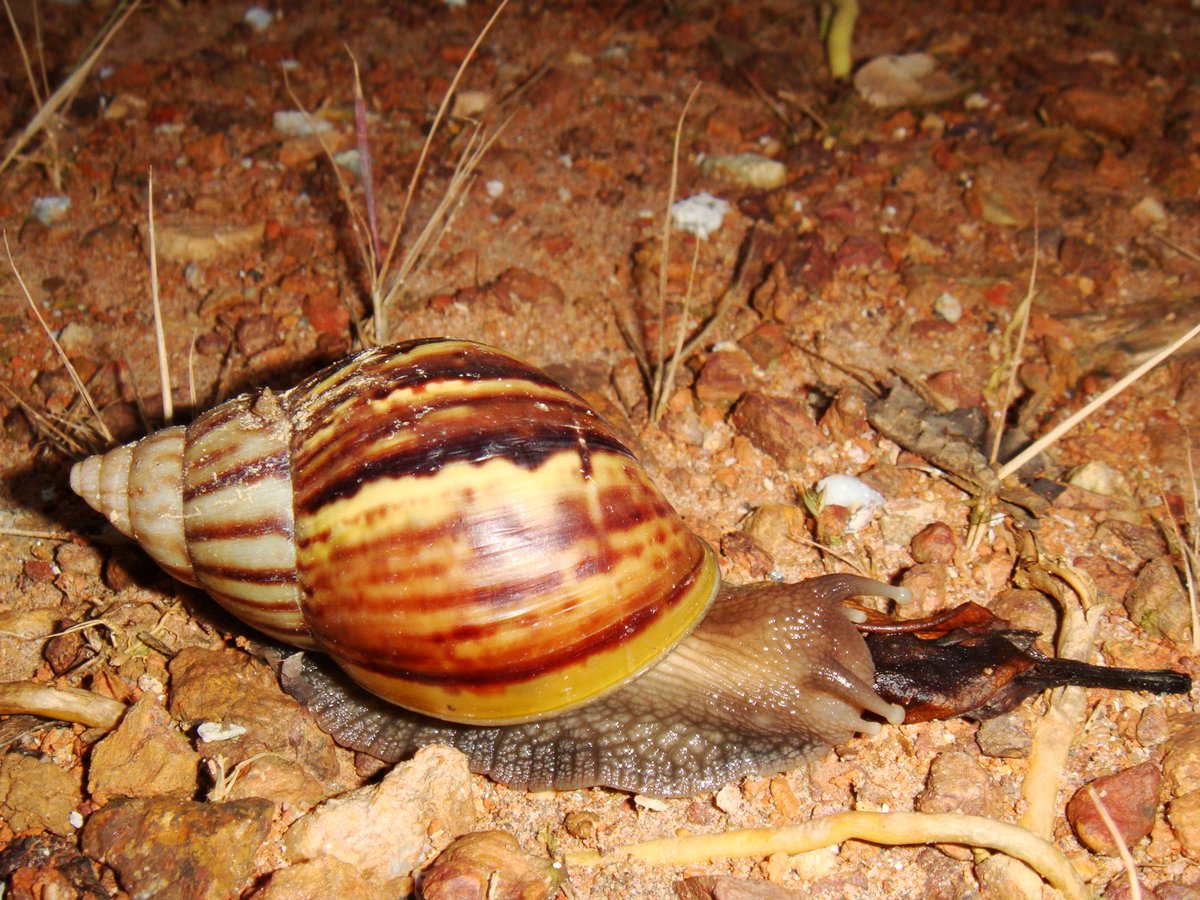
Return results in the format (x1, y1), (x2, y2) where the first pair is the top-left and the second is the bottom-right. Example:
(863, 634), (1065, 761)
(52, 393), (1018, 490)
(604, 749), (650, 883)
(71, 427), (196, 587)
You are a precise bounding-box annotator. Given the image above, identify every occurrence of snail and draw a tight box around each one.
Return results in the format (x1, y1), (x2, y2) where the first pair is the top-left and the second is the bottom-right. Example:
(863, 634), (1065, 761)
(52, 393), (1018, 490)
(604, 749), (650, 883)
(70, 337), (911, 796)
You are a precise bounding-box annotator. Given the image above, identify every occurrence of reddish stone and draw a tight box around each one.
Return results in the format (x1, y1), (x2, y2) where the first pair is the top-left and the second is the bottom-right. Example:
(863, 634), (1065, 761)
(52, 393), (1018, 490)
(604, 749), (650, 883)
(695, 349), (757, 404)
(1066, 762), (1161, 855)
(1045, 87), (1158, 140)
(738, 323), (788, 368)
(730, 392), (824, 471)
(303, 291), (350, 335)
(910, 522), (957, 565)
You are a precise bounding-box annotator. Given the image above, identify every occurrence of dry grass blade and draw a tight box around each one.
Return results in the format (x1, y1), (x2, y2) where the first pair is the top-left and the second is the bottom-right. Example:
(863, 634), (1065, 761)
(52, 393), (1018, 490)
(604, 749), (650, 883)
(1087, 786), (1142, 900)
(380, 0), (511, 289)
(147, 171), (172, 425)
(649, 82), (701, 422)
(567, 811), (1086, 900)
(378, 118), (506, 322)
(4, 233), (113, 444)
(0, 0), (141, 180)
(0, 380), (93, 456)
(287, 1), (509, 344)
(988, 218), (1039, 466)
(998, 317), (1200, 480)
(1154, 488), (1200, 651)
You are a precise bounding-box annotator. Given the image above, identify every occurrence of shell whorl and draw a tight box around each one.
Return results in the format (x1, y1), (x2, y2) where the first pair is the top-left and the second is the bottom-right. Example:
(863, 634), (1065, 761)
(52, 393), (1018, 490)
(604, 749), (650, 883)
(70, 392), (312, 648)
(71, 338), (720, 726)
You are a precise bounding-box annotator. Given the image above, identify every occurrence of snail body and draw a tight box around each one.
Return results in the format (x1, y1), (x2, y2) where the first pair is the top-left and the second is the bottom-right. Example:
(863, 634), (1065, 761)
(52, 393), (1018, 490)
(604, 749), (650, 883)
(72, 338), (905, 795)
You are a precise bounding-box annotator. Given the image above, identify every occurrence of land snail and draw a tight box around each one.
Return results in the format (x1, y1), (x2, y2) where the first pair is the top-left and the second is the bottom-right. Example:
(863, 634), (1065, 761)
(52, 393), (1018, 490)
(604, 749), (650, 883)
(70, 336), (925, 796)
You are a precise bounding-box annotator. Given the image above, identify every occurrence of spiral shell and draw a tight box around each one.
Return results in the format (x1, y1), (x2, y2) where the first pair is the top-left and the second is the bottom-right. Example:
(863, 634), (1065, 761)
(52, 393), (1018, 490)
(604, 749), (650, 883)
(71, 338), (720, 725)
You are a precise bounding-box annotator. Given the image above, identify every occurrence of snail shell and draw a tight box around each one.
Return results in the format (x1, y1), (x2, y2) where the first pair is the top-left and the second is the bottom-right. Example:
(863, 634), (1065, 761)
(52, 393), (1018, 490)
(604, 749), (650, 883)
(72, 337), (905, 794)
(71, 338), (719, 725)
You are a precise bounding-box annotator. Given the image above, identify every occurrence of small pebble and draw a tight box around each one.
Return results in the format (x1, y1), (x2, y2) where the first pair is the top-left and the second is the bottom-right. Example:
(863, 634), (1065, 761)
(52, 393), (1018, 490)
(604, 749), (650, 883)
(910, 522), (957, 564)
(670, 192), (729, 239)
(1124, 557), (1192, 644)
(31, 195), (71, 225)
(700, 152), (787, 190)
(272, 110), (332, 137)
(933, 291), (962, 323)
(242, 6), (273, 32)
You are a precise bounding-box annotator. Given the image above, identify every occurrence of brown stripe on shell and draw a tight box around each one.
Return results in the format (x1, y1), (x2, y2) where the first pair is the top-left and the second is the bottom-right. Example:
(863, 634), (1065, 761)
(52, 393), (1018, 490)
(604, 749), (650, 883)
(312, 549), (708, 685)
(296, 482), (667, 610)
(294, 340), (572, 435)
(293, 397), (635, 516)
(182, 453), (291, 502)
(185, 514), (293, 542)
(190, 562), (299, 587)
(291, 385), (605, 480)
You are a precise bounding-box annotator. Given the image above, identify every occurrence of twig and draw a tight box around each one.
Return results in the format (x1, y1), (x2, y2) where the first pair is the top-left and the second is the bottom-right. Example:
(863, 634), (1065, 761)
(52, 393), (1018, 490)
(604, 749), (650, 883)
(989, 215), (1039, 466)
(998, 318), (1200, 480)
(4, 233), (113, 443)
(0, 681), (125, 730)
(147, 171), (172, 425)
(0, 0), (141, 178)
(651, 83), (701, 414)
(567, 811), (1086, 900)
(1087, 786), (1141, 900)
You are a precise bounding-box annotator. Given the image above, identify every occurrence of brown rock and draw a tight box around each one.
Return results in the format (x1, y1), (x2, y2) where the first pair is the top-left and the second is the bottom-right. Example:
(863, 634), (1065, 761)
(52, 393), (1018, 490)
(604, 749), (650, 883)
(420, 831), (560, 900)
(82, 797), (274, 900)
(1163, 723), (1200, 799)
(169, 648), (349, 811)
(88, 695), (200, 801)
(284, 746), (477, 895)
(235, 313), (281, 357)
(0, 833), (108, 897)
(1169, 790), (1200, 860)
(303, 290), (349, 335)
(916, 751), (1004, 860)
(818, 388), (871, 442)
(0, 753), (80, 836)
(454, 267), (565, 314)
(720, 531), (774, 579)
(729, 392), (824, 470)
(695, 348), (758, 404)
(988, 588), (1058, 641)
(738, 323), (789, 368)
(253, 858), (376, 899)
(1044, 87), (1158, 140)
(910, 522), (956, 565)
(1096, 519), (1167, 561)
(563, 810), (599, 841)
(676, 874), (804, 898)
(1066, 762), (1161, 855)
(976, 706), (1035, 759)
(1125, 557), (1192, 644)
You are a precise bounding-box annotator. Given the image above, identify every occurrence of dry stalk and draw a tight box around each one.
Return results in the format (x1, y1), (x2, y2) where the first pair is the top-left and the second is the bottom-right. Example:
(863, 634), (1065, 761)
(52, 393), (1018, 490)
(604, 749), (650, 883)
(647, 83), (701, 423)
(567, 811), (1086, 900)
(0, 0), (141, 184)
(1087, 786), (1141, 900)
(987, 546), (1101, 896)
(289, 1), (509, 345)
(0, 681), (125, 730)
(147, 171), (172, 425)
(4, 234), (113, 445)
(998, 318), (1200, 480)
(987, 218), (1039, 466)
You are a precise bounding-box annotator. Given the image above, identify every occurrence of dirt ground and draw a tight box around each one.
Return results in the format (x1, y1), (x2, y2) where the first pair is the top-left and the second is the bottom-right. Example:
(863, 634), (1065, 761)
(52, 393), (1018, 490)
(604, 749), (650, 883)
(1, 0), (1199, 897)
